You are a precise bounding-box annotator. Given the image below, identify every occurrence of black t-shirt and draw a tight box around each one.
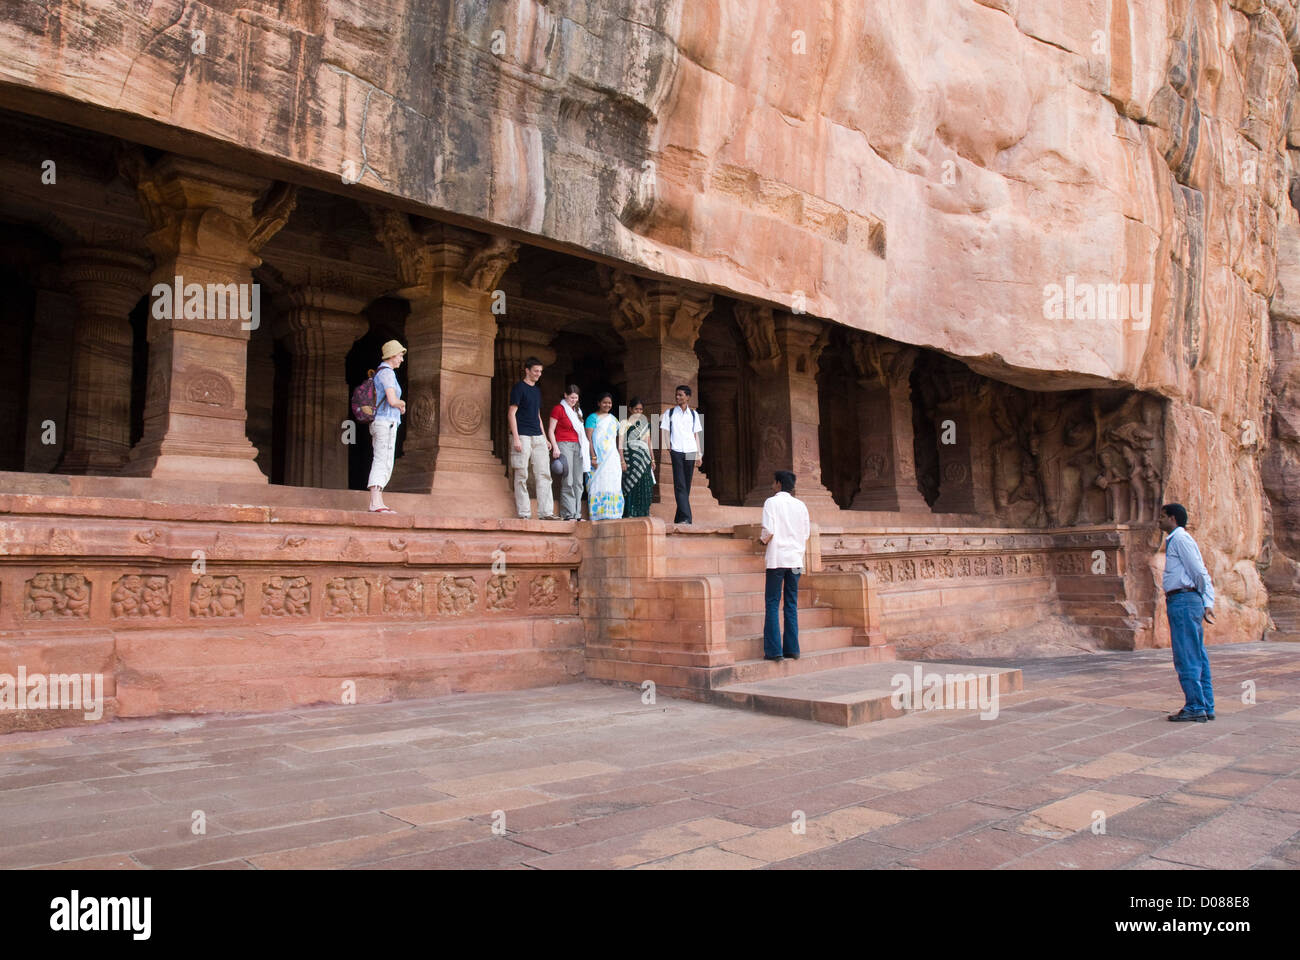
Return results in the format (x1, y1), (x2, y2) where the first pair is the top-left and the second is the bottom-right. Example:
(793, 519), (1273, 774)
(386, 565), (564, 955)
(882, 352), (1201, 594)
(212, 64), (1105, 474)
(510, 380), (543, 436)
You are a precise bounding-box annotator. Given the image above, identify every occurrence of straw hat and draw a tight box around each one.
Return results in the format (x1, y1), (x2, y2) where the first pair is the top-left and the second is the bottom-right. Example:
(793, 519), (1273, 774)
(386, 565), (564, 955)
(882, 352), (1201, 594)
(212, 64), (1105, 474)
(380, 339), (407, 360)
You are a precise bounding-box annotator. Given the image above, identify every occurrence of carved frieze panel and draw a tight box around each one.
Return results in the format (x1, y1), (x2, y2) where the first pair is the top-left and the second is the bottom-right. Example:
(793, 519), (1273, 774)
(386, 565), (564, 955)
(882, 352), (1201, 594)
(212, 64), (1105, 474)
(191, 575), (244, 617)
(486, 574), (519, 612)
(437, 575), (478, 616)
(25, 573), (91, 619)
(111, 574), (171, 618)
(263, 575), (311, 617)
(382, 576), (424, 615)
(324, 577), (369, 617)
(529, 574), (558, 609)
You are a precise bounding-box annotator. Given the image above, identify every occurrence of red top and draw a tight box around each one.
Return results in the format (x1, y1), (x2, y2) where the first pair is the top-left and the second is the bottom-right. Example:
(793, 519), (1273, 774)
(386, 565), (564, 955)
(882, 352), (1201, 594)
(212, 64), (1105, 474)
(551, 403), (580, 442)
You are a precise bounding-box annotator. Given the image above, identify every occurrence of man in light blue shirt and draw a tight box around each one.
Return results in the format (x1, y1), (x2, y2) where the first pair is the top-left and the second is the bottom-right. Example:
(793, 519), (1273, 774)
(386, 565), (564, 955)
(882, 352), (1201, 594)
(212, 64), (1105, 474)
(1159, 503), (1216, 722)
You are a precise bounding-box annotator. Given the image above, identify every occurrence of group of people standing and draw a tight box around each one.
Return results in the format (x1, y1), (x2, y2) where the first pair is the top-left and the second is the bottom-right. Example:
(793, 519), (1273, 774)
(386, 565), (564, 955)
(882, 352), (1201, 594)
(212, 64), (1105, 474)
(506, 357), (700, 524)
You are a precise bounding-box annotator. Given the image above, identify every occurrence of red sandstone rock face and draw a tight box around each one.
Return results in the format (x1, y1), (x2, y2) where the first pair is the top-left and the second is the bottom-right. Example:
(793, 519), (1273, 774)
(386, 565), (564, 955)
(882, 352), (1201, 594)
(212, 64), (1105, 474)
(0, 1), (1294, 641)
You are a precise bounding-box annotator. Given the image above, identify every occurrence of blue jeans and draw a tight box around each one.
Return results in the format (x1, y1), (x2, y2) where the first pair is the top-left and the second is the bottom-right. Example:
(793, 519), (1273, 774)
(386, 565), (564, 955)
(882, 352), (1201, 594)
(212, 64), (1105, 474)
(764, 568), (800, 658)
(1168, 592), (1214, 715)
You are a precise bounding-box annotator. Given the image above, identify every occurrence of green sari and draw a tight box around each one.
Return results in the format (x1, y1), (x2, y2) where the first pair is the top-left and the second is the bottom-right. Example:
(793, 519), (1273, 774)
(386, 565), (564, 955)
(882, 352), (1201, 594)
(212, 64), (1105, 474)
(622, 416), (654, 517)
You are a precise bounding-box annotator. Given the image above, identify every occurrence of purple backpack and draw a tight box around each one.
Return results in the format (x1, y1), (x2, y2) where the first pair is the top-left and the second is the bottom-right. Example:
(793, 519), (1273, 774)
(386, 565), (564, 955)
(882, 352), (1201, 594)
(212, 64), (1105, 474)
(350, 371), (377, 423)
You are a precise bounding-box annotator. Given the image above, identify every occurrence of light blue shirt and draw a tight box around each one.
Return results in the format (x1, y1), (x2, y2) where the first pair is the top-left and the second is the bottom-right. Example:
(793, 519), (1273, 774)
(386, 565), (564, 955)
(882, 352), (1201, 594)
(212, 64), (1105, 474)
(1163, 526), (1214, 609)
(374, 362), (401, 423)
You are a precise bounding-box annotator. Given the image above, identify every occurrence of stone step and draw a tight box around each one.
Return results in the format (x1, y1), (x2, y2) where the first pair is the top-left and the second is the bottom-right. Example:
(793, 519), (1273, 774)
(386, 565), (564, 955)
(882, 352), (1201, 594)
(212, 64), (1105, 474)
(724, 586), (815, 615)
(1079, 623), (1149, 650)
(1054, 575), (1127, 598)
(726, 605), (833, 637)
(664, 556), (769, 577)
(711, 641), (894, 686)
(1060, 599), (1139, 619)
(665, 536), (754, 558)
(711, 660), (1023, 726)
(1067, 613), (1144, 628)
(726, 621), (850, 660)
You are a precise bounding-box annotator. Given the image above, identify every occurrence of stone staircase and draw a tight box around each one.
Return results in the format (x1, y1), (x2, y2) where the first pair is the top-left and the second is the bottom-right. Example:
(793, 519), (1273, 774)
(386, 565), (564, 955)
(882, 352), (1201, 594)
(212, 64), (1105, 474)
(579, 519), (901, 724)
(662, 529), (896, 689)
(1056, 571), (1155, 649)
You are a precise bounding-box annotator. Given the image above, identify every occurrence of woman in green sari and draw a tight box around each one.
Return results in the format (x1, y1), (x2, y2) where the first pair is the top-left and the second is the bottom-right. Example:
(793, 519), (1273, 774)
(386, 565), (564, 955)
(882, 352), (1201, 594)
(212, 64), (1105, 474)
(621, 397), (655, 518)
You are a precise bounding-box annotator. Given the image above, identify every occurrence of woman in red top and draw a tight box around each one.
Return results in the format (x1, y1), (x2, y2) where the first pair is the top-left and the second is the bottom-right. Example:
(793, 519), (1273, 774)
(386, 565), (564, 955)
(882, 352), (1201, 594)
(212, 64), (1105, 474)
(547, 385), (589, 521)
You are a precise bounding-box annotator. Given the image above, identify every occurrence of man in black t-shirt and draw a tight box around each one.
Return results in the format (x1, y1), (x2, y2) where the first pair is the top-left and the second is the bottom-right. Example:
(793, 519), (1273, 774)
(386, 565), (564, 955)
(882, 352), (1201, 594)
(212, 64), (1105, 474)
(507, 357), (557, 519)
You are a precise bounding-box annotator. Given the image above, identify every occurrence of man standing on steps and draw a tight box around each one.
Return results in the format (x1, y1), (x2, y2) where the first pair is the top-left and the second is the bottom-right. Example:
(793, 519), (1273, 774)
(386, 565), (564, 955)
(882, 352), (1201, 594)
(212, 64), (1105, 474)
(759, 470), (811, 662)
(507, 357), (558, 521)
(661, 385), (703, 524)
(1159, 502), (1217, 722)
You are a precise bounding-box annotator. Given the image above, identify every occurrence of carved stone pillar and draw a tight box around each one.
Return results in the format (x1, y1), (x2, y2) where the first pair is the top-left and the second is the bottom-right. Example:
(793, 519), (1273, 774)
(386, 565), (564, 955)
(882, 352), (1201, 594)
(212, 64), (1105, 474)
(606, 271), (721, 518)
(282, 287), (369, 489)
(931, 371), (980, 515)
(736, 305), (838, 511)
(849, 342), (930, 514)
(372, 211), (517, 513)
(55, 248), (150, 474)
(118, 153), (296, 483)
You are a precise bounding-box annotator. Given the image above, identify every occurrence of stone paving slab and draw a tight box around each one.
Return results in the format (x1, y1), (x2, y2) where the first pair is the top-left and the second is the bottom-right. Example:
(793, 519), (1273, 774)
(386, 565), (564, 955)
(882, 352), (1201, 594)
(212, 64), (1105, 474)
(713, 660), (1023, 726)
(0, 643), (1297, 869)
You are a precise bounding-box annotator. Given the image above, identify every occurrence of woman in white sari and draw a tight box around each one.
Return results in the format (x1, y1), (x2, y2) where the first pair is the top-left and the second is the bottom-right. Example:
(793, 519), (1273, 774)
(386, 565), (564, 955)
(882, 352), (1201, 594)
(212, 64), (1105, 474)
(584, 393), (625, 520)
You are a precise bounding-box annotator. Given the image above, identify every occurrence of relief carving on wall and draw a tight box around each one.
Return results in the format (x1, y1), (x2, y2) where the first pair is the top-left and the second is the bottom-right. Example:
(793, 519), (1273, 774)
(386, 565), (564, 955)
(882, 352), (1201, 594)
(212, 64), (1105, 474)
(190, 575), (244, 617)
(529, 574), (558, 609)
(111, 574), (171, 618)
(448, 395), (484, 435)
(262, 575), (311, 617)
(25, 573), (91, 619)
(382, 577), (424, 615)
(408, 393), (437, 437)
(184, 370), (235, 406)
(486, 573), (519, 611)
(437, 575), (478, 616)
(324, 577), (369, 616)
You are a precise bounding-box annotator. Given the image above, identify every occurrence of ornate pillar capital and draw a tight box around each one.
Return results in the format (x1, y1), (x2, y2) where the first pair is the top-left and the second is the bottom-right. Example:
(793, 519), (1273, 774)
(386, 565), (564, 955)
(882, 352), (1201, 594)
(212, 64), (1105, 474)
(370, 209), (518, 296)
(120, 149), (295, 269)
(605, 269), (712, 349)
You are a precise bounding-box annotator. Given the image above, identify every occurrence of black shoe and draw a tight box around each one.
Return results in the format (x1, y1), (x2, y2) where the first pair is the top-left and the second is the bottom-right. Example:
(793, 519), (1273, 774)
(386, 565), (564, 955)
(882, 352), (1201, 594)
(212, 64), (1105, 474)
(1206, 712), (1216, 720)
(763, 655), (784, 662)
(785, 653), (800, 660)
(1168, 710), (1208, 722)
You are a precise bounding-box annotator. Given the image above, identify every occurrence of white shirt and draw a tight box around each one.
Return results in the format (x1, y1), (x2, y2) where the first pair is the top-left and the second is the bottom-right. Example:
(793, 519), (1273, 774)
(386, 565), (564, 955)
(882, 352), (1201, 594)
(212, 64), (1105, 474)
(761, 491), (811, 569)
(1163, 526), (1215, 608)
(661, 405), (701, 454)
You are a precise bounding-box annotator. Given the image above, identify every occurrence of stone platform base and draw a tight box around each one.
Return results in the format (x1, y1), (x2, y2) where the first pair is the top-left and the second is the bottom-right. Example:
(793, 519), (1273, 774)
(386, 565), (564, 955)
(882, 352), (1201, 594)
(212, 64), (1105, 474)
(0, 490), (585, 731)
(712, 661), (1024, 726)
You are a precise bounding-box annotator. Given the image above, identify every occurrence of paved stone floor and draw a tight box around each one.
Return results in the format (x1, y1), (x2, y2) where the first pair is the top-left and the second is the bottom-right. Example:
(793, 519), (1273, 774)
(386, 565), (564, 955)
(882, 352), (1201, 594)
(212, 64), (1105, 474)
(1, 643), (1299, 870)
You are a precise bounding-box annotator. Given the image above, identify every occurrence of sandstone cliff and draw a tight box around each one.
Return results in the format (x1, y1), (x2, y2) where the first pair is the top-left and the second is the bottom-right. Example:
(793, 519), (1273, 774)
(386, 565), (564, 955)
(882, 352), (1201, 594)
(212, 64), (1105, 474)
(1, 0), (1298, 642)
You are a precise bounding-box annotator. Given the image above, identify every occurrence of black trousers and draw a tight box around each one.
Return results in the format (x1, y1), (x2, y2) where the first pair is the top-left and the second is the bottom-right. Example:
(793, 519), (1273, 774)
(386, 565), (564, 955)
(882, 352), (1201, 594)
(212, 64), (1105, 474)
(670, 450), (694, 523)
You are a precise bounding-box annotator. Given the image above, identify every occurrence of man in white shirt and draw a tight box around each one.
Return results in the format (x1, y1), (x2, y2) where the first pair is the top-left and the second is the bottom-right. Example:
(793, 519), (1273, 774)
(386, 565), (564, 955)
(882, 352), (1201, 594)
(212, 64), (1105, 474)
(759, 470), (811, 661)
(660, 385), (702, 524)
